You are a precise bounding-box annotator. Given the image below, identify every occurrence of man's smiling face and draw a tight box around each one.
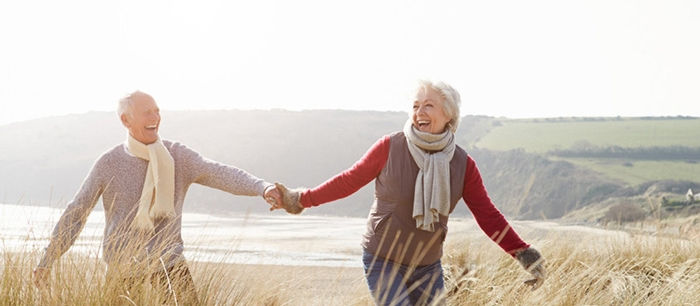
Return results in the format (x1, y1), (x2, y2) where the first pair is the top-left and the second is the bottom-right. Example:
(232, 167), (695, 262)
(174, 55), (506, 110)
(120, 92), (161, 144)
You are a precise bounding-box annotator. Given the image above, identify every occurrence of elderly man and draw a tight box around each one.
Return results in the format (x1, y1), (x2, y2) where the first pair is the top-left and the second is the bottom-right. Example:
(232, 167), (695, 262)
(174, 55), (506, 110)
(33, 91), (281, 302)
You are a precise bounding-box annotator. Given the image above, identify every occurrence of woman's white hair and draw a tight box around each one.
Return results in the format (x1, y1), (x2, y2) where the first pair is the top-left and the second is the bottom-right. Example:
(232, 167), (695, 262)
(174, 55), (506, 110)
(415, 80), (461, 133)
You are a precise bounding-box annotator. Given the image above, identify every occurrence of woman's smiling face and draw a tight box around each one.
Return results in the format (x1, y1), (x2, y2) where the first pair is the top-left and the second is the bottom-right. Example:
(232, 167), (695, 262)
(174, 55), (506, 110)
(412, 86), (450, 134)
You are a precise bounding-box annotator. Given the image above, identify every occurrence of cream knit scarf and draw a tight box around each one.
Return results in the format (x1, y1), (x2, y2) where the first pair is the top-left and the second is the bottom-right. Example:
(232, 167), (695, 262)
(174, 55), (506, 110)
(403, 120), (456, 232)
(126, 134), (175, 231)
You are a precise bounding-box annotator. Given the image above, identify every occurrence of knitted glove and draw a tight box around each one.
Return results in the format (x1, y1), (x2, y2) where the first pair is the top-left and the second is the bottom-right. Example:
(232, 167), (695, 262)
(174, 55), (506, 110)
(516, 247), (547, 290)
(274, 182), (305, 214)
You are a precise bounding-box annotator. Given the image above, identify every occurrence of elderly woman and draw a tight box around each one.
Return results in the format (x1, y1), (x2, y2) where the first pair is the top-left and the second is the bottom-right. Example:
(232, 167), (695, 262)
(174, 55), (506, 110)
(271, 80), (546, 305)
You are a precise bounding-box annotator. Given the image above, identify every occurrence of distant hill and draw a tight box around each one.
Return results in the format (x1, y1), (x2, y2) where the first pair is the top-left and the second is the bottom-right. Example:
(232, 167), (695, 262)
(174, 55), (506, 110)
(0, 110), (413, 217)
(1, 111), (697, 219)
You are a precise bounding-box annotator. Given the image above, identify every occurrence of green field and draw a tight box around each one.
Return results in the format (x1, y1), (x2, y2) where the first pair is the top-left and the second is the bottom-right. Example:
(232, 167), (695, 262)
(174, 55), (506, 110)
(473, 118), (700, 185)
(475, 118), (700, 153)
(560, 158), (700, 186)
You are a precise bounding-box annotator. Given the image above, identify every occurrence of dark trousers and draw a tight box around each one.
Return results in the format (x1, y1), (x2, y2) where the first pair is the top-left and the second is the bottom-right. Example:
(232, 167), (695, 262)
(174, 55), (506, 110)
(151, 261), (199, 304)
(106, 260), (199, 305)
(362, 250), (445, 306)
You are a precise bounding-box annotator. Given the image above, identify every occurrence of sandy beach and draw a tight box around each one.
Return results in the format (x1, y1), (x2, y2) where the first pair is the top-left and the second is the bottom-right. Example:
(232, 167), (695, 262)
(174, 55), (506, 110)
(195, 262), (369, 305)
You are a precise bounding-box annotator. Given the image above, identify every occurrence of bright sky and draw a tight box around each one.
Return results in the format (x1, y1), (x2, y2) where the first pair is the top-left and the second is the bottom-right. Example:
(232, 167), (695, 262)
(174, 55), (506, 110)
(1, 0), (699, 125)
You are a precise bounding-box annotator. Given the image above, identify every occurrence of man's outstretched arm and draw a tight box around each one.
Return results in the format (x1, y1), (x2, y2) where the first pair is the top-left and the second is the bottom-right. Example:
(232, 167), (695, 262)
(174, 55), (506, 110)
(34, 158), (105, 287)
(177, 143), (277, 202)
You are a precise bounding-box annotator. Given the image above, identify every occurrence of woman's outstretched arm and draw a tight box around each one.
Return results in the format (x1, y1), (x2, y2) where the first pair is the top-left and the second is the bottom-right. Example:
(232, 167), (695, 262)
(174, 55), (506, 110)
(462, 156), (530, 255)
(300, 135), (391, 207)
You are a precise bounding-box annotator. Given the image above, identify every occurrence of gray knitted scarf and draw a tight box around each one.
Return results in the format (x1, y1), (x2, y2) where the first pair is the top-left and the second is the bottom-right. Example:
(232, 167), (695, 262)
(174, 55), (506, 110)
(403, 120), (456, 232)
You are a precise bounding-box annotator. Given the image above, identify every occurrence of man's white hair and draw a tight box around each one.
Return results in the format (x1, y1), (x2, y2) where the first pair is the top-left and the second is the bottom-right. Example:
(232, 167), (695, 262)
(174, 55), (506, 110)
(117, 91), (148, 118)
(415, 80), (462, 133)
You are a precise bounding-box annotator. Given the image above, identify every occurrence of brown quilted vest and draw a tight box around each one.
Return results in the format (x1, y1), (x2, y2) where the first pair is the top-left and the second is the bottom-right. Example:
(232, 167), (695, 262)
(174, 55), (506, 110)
(361, 132), (467, 266)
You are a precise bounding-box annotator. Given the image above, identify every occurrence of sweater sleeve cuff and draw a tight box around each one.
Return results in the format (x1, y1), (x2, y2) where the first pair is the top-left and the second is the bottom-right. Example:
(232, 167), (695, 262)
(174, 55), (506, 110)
(506, 243), (531, 258)
(300, 190), (314, 208)
(260, 182), (274, 196)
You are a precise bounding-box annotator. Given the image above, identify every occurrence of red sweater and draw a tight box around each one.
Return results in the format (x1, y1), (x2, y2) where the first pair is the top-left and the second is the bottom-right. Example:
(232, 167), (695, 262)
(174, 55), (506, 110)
(300, 135), (529, 255)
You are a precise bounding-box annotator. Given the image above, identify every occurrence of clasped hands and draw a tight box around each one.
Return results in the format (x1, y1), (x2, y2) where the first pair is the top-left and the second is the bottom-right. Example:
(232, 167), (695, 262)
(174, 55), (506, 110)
(263, 182), (304, 214)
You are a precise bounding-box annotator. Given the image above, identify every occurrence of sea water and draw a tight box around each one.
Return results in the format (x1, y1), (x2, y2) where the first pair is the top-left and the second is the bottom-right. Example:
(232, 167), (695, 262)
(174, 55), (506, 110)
(0, 203), (366, 267)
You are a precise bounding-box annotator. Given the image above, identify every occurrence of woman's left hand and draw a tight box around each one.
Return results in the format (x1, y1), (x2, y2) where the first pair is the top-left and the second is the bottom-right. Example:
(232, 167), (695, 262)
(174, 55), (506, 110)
(516, 247), (547, 290)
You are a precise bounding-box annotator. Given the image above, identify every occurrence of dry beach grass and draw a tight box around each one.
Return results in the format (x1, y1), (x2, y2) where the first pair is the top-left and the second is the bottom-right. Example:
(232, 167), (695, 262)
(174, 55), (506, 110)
(1, 250), (369, 306)
(2, 222), (698, 305)
(443, 233), (699, 305)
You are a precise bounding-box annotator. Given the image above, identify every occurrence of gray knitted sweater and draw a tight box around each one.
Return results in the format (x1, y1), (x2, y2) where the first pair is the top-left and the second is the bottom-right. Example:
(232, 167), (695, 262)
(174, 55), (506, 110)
(38, 140), (271, 269)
